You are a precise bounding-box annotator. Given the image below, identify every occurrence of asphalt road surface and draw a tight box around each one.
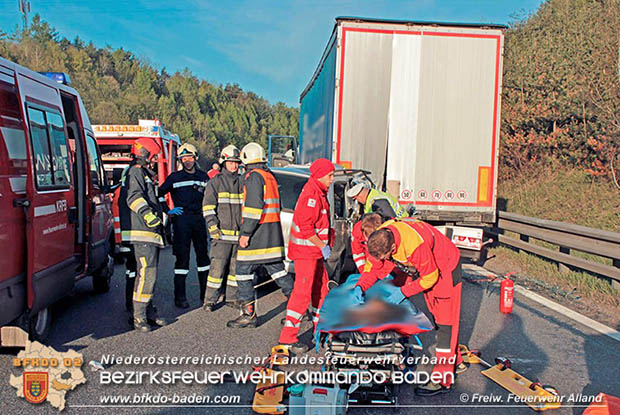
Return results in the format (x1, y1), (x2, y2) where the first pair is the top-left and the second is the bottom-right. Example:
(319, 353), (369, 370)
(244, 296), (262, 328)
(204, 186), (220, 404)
(2, 247), (619, 414)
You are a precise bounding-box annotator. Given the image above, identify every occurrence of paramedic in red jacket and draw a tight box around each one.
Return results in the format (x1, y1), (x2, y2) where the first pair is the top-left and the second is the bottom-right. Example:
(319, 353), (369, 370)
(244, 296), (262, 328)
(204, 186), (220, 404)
(279, 158), (335, 354)
(355, 214), (466, 396)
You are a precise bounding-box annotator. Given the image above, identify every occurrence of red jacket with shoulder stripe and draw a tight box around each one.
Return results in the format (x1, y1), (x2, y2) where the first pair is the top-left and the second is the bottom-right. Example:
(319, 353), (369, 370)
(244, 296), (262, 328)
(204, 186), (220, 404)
(287, 176), (332, 260)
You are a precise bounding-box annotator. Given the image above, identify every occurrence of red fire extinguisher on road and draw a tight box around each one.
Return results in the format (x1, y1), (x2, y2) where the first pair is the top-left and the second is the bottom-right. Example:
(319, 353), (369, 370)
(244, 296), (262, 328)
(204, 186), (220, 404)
(500, 272), (516, 314)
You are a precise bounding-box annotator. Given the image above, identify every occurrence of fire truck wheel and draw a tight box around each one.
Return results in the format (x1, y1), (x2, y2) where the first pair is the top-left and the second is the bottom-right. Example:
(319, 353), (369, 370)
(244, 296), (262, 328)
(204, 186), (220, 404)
(28, 307), (52, 342)
(93, 254), (113, 293)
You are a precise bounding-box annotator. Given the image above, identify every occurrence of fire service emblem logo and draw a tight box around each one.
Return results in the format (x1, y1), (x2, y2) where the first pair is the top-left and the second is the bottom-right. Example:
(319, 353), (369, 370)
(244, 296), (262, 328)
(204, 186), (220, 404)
(23, 372), (49, 404)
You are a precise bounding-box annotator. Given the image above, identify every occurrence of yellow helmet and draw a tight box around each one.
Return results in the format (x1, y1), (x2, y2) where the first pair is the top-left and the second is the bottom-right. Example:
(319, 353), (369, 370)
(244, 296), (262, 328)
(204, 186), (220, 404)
(240, 142), (266, 165)
(177, 143), (198, 159)
(219, 144), (241, 164)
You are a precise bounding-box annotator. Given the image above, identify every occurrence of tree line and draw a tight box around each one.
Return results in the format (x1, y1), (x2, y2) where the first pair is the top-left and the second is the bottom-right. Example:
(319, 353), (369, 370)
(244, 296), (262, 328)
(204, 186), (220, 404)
(1, 2), (618, 181)
(0, 15), (298, 164)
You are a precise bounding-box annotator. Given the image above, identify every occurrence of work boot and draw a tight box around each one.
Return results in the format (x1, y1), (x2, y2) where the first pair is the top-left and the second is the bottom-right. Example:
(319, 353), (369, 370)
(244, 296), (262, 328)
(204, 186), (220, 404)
(133, 301), (151, 333)
(147, 304), (173, 327)
(414, 381), (452, 397)
(282, 342), (309, 355)
(455, 362), (469, 375)
(174, 275), (189, 309)
(197, 271), (208, 303)
(226, 302), (257, 328)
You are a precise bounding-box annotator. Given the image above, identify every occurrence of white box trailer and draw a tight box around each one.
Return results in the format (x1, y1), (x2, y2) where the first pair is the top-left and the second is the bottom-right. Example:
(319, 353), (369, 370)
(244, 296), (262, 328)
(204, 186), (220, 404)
(298, 17), (506, 260)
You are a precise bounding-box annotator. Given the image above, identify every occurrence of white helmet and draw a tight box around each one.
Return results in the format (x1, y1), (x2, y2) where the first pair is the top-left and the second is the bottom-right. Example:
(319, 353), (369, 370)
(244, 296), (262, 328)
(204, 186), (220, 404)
(177, 143), (198, 159)
(219, 144), (241, 164)
(240, 142), (266, 165)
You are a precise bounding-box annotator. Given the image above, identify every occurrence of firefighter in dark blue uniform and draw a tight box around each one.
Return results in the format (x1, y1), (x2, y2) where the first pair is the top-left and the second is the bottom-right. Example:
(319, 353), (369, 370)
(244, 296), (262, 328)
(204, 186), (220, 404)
(159, 143), (210, 308)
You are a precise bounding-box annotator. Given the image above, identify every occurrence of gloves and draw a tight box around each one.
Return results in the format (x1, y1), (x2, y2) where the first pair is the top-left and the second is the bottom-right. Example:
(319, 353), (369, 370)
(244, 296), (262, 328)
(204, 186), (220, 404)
(210, 229), (222, 240)
(352, 286), (364, 303)
(386, 288), (406, 304)
(143, 212), (162, 228)
(168, 207), (183, 216)
(321, 245), (331, 260)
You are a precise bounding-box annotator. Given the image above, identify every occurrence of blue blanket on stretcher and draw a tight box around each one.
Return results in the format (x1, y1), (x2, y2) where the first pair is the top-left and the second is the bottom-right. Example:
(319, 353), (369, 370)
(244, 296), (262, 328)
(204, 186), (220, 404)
(315, 274), (433, 342)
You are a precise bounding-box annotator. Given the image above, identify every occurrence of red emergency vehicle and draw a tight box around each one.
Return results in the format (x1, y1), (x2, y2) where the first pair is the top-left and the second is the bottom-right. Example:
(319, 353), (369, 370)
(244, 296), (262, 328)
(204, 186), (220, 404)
(93, 120), (181, 249)
(0, 58), (114, 341)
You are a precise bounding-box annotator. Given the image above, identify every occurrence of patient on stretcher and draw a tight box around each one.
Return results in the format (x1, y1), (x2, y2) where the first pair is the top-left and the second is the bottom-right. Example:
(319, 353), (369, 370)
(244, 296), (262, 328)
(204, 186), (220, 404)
(315, 274), (433, 345)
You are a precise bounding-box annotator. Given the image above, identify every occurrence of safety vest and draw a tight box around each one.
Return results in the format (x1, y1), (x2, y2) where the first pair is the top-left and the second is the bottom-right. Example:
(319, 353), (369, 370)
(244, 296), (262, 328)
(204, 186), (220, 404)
(242, 169), (281, 224)
(364, 188), (408, 218)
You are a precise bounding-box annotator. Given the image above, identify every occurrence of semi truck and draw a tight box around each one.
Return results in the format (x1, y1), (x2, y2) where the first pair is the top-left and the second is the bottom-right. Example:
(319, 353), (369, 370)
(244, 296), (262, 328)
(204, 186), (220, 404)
(298, 17), (507, 261)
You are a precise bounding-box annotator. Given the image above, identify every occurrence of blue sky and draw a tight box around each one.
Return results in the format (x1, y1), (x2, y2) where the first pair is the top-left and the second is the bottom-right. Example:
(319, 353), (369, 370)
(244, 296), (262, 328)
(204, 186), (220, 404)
(0, 0), (544, 106)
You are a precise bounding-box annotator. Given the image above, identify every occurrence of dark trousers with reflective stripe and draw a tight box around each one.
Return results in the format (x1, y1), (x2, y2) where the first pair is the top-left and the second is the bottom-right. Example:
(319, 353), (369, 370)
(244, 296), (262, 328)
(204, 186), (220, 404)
(133, 243), (159, 314)
(172, 214), (210, 297)
(121, 245), (137, 310)
(205, 241), (238, 303)
(235, 261), (293, 304)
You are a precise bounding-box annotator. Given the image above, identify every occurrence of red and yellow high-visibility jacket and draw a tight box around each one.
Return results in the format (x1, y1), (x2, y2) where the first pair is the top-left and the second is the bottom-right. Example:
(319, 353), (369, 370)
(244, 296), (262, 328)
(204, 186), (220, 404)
(357, 219), (460, 298)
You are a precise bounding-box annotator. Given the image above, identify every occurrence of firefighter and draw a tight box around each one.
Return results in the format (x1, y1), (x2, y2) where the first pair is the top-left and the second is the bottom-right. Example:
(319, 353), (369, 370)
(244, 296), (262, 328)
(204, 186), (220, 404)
(279, 158), (335, 354)
(355, 214), (466, 396)
(112, 166), (137, 313)
(119, 138), (171, 332)
(202, 145), (243, 311)
(159, 143), (210, 308)
(346, 183), (408, 219)
(227, 142), (294, 328)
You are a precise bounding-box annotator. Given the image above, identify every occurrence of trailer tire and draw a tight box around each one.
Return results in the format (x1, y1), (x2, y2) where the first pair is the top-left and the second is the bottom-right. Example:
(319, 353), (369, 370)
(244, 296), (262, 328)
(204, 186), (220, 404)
(28, 307), (52, 342)
(93, 254), (113, 293)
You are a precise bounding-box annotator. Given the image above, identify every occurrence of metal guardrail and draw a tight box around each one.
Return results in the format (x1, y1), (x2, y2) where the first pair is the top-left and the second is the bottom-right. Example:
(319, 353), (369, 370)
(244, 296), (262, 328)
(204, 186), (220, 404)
(488, 211), (620, 291)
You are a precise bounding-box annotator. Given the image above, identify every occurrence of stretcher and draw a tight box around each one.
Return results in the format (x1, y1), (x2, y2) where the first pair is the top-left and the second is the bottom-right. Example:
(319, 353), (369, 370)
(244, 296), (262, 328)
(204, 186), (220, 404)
(315, 274), (433, 408)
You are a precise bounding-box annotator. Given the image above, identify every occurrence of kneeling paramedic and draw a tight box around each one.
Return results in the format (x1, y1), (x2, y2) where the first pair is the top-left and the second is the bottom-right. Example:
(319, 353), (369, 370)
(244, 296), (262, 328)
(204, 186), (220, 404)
(202, 144), (243, 311)
(355, 214), (465, 395)
(119, 138), (172, 332)
(279, 158), (335, 354)
(159, 143), (210, 308)
(228, 142), (294, 328)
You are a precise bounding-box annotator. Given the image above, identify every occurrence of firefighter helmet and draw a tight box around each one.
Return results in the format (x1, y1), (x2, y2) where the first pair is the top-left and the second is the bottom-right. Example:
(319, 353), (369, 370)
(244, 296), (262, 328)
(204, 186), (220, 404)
(177, 143), (199, 159)
(219, 144), (241, 164)
(240, 142), (266, 165)
(132, 138), (161, 162)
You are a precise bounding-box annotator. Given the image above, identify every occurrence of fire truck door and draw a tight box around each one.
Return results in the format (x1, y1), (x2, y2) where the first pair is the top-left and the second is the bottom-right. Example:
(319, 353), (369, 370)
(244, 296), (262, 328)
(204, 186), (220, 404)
(18, 74), (78, 312)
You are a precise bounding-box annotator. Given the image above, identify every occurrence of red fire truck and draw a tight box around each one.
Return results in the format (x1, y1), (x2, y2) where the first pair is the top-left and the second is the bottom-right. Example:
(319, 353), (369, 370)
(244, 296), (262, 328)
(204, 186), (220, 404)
(0, 58), (114, 342)
(93, 120), (181, 251)
(93, 119), (181, 189)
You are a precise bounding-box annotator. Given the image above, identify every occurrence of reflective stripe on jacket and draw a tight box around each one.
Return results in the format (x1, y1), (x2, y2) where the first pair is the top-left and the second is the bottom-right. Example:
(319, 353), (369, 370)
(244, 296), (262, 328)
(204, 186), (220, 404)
(202, 168), (243, 243)
(159, 169), (208, 215)
(288, 176), (331, 260)
(364, 188), (408, 219)
(237, 166), (285, 263)
(119, 163), (165, 247)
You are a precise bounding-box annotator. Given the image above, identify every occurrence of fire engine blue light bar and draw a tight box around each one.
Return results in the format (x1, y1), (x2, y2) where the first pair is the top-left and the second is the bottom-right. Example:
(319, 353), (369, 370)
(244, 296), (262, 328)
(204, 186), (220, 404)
(39, 72), (71, 85)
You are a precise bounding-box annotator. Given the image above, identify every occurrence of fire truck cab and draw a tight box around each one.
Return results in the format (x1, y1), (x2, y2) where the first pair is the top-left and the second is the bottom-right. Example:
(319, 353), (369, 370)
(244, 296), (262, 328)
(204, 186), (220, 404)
(93, 119), (181, 189)
(93, 120), (181, 251)
(0, 58), (114, 341)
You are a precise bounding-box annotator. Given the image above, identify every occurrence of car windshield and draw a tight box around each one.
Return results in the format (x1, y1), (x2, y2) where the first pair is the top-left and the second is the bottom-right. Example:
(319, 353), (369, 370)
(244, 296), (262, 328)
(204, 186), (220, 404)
(273, 172), (307, 211)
